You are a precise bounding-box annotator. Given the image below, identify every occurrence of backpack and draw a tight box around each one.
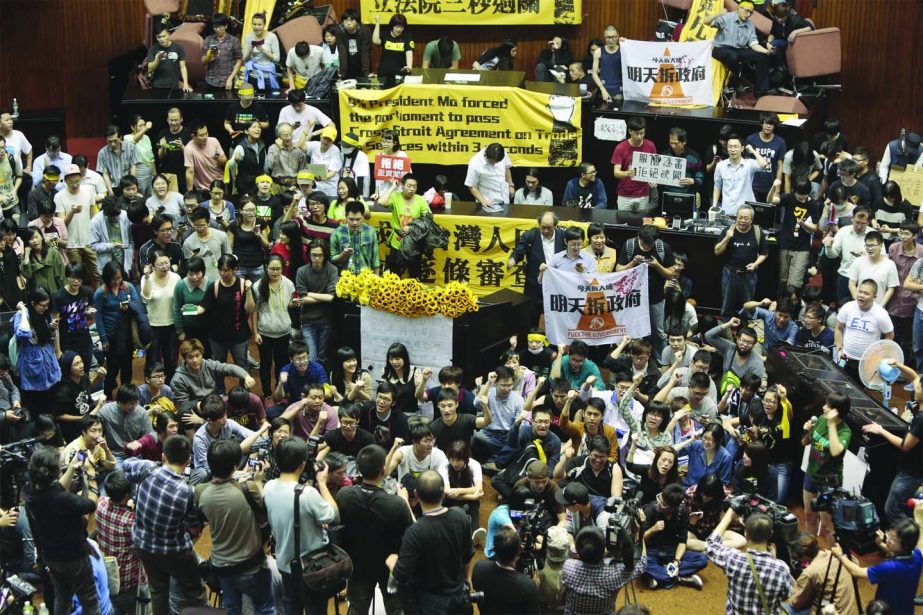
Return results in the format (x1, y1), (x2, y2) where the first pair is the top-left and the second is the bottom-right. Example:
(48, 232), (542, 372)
(491, 439), (547, 502)
(622, 237), (667, 264)
(305, 66), (338, 99)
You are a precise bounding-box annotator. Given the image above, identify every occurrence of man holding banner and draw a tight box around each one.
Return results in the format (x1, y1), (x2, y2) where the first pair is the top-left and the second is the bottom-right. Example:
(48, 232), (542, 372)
(707, 1), (775, 97)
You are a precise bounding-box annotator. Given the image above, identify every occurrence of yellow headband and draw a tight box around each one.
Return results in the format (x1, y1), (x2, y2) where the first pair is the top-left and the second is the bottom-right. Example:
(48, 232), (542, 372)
(255, 174), (272, 184)
(527, 333), (550, 347)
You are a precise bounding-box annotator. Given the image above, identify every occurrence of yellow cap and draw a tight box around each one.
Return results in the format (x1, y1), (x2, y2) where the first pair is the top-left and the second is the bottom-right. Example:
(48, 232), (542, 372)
(296, 170), (315, 184)
(321, 125), (338, 141)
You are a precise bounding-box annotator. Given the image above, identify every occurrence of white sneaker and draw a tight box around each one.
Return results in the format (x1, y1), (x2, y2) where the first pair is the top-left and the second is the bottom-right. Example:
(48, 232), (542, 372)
(679, 574), (703, 590)
(472, 527), (487, 550)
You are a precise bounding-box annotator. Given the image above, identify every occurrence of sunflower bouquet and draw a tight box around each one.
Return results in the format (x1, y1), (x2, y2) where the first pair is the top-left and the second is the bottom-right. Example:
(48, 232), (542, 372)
(336, 270), (478, 318)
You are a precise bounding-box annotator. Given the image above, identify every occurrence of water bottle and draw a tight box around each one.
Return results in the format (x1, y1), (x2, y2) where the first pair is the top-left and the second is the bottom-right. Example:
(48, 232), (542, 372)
(37, 603), (49, 615)
(386, 571), (399, 594)
(22, 602), (34, 615)
(11, 98), (19, 119)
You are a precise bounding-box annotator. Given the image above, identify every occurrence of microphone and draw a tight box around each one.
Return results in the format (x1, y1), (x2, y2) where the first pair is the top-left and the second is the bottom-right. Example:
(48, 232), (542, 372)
(906, 495), (923, 510)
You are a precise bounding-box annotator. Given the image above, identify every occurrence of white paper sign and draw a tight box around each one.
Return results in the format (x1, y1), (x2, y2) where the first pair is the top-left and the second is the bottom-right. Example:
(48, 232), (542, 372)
(359, 306), (453, 381)
(630, 151), (688, 188)
(593, 117), (627, 142)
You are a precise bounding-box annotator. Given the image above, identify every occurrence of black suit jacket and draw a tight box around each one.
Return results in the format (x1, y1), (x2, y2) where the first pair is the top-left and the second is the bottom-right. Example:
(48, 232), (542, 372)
(511, 227), (565, 300)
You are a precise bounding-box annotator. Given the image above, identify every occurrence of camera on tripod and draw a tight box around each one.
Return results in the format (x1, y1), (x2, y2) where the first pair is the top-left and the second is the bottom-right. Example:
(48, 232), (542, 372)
(728, 492), (799, 544)
(509, 498), (555, 574)
(603, 491), (643, 567)
(811, 488), (880, 554)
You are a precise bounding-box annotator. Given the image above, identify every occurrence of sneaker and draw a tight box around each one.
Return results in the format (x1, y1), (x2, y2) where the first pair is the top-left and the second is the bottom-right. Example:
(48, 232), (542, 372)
(904, 383), (916, 392)
(472, 528), (487, 550)
(481, 461), (501, 474)
(679, 574), (703, 590)
(644, 576), (658, 589)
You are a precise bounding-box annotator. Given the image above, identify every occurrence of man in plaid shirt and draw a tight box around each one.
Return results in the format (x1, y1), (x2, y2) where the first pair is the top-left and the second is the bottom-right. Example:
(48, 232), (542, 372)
(707, 507), (793, 615)
(124, 435), (206, 615)
(95, 471), (144, 615)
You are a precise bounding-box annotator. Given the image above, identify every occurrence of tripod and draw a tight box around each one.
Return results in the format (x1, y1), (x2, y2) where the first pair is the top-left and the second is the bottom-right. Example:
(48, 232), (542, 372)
(813, 532), (863, 615)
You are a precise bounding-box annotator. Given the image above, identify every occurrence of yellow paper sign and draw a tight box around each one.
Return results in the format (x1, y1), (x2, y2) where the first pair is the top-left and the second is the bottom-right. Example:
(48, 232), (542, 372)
(339, 83), (582, 167)
(363, 0), (582, 25)
(890, 164), (923, 206)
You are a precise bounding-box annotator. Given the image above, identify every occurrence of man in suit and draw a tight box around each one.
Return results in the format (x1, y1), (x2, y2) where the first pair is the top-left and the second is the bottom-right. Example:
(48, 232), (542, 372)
(508, 210), (566, 326)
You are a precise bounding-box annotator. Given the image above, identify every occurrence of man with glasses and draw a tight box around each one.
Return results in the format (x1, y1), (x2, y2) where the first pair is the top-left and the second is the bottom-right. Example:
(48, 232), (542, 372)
(97, 125), (137, 196)
(139, 213), (184, 275)
(31, 135), (71, 189)
(795, 304), (835, 356)
(656, 371), (719, 426)
(851, 146), (882, 205)
(714, 204), (769, 316)
(706, 318), (768, 390)
(359, 382), (410, 450)
(707, 1), (775, 97)
(827, 157), (870, 208)
(55, 164), (97, 284)
(562, 161), (608, 209)
(713, 136), (770, 216)
(823, 206), (873, 306)
(847, 230), (898, 305)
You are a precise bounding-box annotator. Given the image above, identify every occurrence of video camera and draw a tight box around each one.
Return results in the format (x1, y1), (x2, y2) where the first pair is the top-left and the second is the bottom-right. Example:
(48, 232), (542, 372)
(728, 492), (799, 544)
(0, 574), (37, 615)
(811, 488), (880, 554)
(299, 435), (325, 485)
(603, 491), (643, 568)
(509, 498), (555, 574)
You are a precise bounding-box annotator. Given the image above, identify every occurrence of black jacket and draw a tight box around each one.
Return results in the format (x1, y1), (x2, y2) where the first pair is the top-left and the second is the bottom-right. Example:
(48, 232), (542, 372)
(510, 227), (565, 300)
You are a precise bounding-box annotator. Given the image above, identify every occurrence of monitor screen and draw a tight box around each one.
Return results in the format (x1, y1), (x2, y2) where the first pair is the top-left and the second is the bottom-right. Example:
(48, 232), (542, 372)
(748, 201), (779, 230)
(661, 192), (695, 218)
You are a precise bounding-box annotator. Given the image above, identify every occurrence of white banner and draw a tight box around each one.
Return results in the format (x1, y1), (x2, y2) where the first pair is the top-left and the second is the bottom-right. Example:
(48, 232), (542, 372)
(542, 266), (651, 346)
(621, 39), (714, 107)
(631, 151), (688, 188)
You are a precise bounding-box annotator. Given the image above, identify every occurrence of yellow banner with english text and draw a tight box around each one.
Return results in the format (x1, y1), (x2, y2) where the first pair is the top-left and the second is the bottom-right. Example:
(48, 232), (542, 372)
(339, 83), (582, 167)
(363, 0), (582, 25)
(368, 211), (587, 297)
(679, 0), (728, 107)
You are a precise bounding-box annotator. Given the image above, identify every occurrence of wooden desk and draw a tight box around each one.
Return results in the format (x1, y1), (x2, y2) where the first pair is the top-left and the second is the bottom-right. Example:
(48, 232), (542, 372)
(409, 68), (526, 88)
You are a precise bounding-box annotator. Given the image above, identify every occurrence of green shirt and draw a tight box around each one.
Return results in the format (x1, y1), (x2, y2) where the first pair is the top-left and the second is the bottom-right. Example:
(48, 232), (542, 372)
(385, 193), (429, 249)
(806, 416), (852, 484)
(330, 223), (380, 274)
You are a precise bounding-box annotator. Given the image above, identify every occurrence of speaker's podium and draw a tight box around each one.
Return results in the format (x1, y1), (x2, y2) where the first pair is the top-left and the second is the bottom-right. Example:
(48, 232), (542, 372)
(336, 288), (533, 389)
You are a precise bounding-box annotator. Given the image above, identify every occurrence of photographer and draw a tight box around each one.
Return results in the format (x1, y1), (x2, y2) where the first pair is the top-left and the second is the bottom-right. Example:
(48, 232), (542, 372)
(472, 526), (542, 615)
(556, 482), (608, 540)
(706, 507), (793, 614)
(784, 531), (858, 615)
(640, 483), (708, 589)
(562, 526), (647, 614)
(802, 391), (852, 542)
(829, 508), (923, 615)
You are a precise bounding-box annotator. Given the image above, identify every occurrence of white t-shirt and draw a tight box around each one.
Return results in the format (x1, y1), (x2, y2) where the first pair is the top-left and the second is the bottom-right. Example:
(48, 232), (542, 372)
(54, 185), (94, 247)
(141, 271), (181, 326)
(303, 142), (342, 199)
(286, 46), (323, 81)
(2, 129), (32, 159)
(836, 300), (894, 360)
(464, 149), (512, 205)
(395, 444), (450, 482)
(80, 169), (108, 197)
(846, 256), (899, 304)
(277, 103), (332, 143)
(145, 192), (184, 220)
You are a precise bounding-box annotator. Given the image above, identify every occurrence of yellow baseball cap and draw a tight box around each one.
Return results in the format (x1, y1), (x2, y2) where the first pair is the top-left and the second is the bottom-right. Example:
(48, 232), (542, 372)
(321, 125), (338, 141)
(296, 170), (316, 184)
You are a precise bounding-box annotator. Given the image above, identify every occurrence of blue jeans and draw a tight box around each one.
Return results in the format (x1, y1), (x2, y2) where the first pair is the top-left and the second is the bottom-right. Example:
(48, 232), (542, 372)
(238, 265), (265, 284)
(769, 461), (792, 505)
(884, 471), (922, 524)
(218, 566), (275, 615)
(301, 320), (332, 366)
(279, 570), (327, 615)
(912, 308), (923, 372)
(644, 544), (708, 588)
(210, 338), (250, 394)
(721, 266), (757, 317)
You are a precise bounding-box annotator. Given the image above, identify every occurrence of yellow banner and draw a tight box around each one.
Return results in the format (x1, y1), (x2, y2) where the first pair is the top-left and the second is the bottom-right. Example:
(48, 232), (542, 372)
(679, 0), (728, 107)
(362, 0), (581, 25)
(368, 211), (587, 297)
(339, 83), (582, 167)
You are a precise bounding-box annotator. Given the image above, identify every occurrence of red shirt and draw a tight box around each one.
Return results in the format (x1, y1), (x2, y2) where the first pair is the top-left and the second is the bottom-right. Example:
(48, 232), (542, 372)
(610, 138), (656, 197)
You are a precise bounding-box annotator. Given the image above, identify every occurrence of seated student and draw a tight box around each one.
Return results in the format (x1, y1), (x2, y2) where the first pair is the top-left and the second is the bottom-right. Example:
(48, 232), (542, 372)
(577, 370), (639, 451)
(658, 327), (699, 373)
(551, 341), (605, 391)
(499, 349), (537, 399)
(741, 297), (799, 350)
(190, 394), (267, 483)
(139, 361), (174, 408)
(358, 381), (410, 451)
(730, 440), (777, 501)
(415, 365), (477, 415)
(385, 419), (450, 482)
(559, 395), (619, 462)
(429, 388), (492, 452)
(507, 461), (565, 523)
(270, 341), (328, 409)
(620, 376), (678, 465)
(224, 385), (265, 431)
(513, 168), (554, 206)
(472, 367), (524, 468)
(605, 338), (660, 401)
(655, 371), (719, 427)
(535, 36), (573, 82)
(129, 411), (179, 461)
(316, 403), (375, 461)
(830, 513), (923, 615)
(683, 424), (734, 487)
(657, 348), (718, 405)
(705, 320), (768, 391)
(279, 381), (339, 441)
(795, 303), (836, 356)
(718, 372), (762, 447)
(63, 415), (117, 494)
(97, 384), (153, 464)
(685, 474), (745, 552)
(564, 61), (594, 89)
(507, 406), (562, 473)
(53, 351), (106, 442)
(626, 444), (682, 506)
(473, 39), (517, 70)
(510, 329), (557, 378)
(554, 434), (623, 499)
(640, 482), (709, 589)
(444, 440), (484, 528)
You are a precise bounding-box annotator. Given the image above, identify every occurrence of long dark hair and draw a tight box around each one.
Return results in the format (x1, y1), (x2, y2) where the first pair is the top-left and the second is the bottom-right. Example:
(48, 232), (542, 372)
(279, 221), (305, 274)
(741, 441), (770, 480)
(382, 342), (411, 381)
(27, 286), (53, 345)
(522, 168), (542, 199)
(26, 228), (49, 261)
(447, 440), (474, 488)
(648, 445), (680, 485)
(790, 141), (815, 186)
(257, 254), (285, 304)
(663, 285), (687, 330)
(330, 346), (365, 392)
(692, 473), (725, 511)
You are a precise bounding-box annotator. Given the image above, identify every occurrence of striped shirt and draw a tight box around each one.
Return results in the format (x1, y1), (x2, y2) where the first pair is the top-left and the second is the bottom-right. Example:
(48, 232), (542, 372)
(96, 142), (138, 185)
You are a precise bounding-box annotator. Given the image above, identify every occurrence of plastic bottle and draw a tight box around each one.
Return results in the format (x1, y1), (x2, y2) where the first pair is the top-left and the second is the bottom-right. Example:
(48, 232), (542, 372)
(11, 98), (19, 119)
(22, 602), (34, 615)
(37, 603), (49, 615)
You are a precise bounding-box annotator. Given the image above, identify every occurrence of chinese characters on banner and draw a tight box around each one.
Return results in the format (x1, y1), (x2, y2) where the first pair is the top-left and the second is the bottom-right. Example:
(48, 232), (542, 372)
(363, 0), (582, 25)
(620, 39), (714, 108)
(339, 83), (582, 167)
(678, 0), (729, 106)
(367, 211), (588, 297)
(374, 154), (413, 181)
(630, 151), (688, 188)
(542, 266), (651, 346)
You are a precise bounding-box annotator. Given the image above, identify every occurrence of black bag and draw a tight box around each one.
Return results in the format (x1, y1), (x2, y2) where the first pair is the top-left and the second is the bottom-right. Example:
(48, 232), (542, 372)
(291, 485), (353, 598)
(305, 67), (338, 99)
(491, 440), (547, 502)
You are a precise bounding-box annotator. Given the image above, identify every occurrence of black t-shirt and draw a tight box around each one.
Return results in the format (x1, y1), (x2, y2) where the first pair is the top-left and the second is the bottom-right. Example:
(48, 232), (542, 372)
(52, 377), (93, 442)
(777, 193), (820, 251)
(430, 414), (477, 451)
(360, 402), (410, 449)
(750, 409), (790, 456)
(201, 279), (251, 342)
(323, 427), (375, 458)
(229, 224), (264, 268)
(857, 171), (882, 205)
(223, 101), (269, 134)
(336, 484), (414, 579)
(828, 179), (870, 208)
(472, 560), (542, 615)
(53, 285), (93, 340)
(146, 42), (187, 89)
(565, 455), (614, 498)
(616, 237), (675, 303)
(393, 507), (473, 592)
(377, 32), (413, 77)
(722, 225), (769, 269)
(253, 194), (284, 231)
(156, 127), (191, 178)
(897, 412), (923, 476)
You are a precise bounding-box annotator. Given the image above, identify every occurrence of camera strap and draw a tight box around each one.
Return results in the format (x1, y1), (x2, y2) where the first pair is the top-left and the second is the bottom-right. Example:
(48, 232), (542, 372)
(746, 553), (776, 615)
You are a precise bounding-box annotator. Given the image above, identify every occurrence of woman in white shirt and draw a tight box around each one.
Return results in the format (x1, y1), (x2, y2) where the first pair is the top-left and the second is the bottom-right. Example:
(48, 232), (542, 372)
(141, 250), (181, 380)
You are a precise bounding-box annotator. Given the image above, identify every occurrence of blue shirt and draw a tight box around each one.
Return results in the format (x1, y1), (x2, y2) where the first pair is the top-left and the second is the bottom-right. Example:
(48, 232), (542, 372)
(752, 307), (799, 348)
(93, 284), (141, 344)
(562, 177), (608, 209)
(12, 311), (62, 392)
(683, 440), (733, 487)
(124, 458), (200, 554)
(485, 504), (512, 559)
(560, 355), (605, 390)
(279, 360), (328, 401)
(867, 548), (922, 615)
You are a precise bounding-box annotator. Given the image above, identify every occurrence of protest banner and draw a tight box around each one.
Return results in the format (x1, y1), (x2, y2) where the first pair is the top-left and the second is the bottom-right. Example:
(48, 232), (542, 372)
(678, 0), (729, 107)
(362, 0), (582, 25)
(890, 164), (923, 206)
(630, 151), (688, 188)
(367, 211), (588, 297)
(339, 83), (582, 167)
(621, 39), (714, 108)
(542, 266), (651, 345)
(374, 154), (413, 181)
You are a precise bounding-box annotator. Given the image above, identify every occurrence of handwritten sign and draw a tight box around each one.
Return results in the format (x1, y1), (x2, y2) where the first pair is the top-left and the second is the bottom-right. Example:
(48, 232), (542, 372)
(374, 154), (413, 182)
(890, 164), (923, 206)
(593, 117), (627, 142)
(630, 151), (688, 188)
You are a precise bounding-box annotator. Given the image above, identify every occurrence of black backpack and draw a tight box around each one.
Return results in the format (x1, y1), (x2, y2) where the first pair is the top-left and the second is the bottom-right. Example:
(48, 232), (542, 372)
(305, 66), (338, 99)
(491, 440), (547, 502)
